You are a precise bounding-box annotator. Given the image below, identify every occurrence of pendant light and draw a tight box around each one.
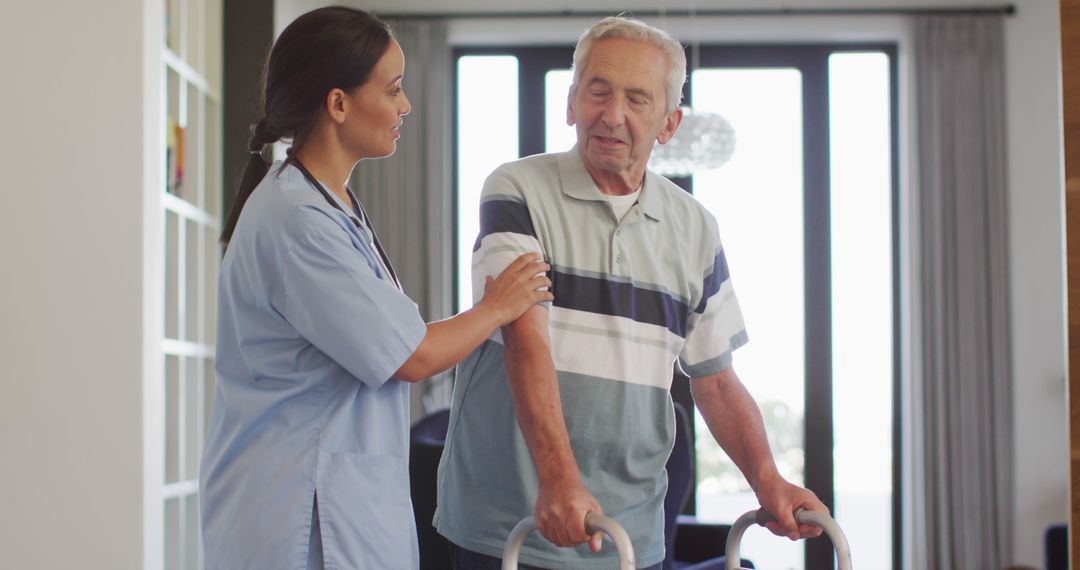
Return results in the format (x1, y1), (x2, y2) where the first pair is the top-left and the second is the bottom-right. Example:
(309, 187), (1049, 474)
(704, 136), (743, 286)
(647, 1), (737, 177)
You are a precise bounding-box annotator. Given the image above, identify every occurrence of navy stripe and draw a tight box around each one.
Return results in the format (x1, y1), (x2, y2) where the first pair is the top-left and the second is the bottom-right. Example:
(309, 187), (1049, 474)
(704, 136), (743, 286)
(473, 199), (536, 251)
(552, 271), (690, 337)
(694, 250), (731, 314)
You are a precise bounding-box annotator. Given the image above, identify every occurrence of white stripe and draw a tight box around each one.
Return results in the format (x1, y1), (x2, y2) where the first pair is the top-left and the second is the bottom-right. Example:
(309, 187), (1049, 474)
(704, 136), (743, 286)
(472, 232), (545, 303)
(681, 279), (746, 366)
(473, 231), (546, 346)
(473, 231), (543, 260)
(549, 308), (682, 390)
(551, 307), (684, 351)
(162, 338), (214, 358)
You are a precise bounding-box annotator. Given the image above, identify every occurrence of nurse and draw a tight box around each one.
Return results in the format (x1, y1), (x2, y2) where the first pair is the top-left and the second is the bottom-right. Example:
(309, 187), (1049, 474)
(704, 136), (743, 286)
(199, 7), (552, 570)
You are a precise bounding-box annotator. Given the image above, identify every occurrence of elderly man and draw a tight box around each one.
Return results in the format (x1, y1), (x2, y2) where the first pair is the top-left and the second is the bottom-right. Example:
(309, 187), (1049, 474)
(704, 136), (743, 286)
(434, 16), (826, 570)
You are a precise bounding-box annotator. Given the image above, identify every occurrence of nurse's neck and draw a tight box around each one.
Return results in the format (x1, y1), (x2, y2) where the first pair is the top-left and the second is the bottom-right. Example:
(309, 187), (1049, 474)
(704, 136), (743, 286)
(293, 132), (359, 209)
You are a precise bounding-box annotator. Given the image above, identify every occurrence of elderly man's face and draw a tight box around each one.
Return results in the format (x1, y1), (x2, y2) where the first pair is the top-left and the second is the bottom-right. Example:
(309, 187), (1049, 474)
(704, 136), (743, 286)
(567, 38), (681, 184)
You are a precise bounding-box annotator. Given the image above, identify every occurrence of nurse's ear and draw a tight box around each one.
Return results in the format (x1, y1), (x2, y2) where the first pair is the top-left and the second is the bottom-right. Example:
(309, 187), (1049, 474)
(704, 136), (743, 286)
(325, 88), (349, 125)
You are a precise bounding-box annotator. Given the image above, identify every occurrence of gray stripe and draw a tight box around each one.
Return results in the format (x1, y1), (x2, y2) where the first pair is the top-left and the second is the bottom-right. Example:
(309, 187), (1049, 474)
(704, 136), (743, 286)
(681, 329), (750, 378)
(550, 319), (683, 351)
(479, 192), (525, 205)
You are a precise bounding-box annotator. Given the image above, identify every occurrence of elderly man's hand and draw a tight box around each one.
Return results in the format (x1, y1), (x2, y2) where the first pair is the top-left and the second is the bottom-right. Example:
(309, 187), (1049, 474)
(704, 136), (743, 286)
(753, 473), (828, 540)
(534, 476), (605, 552)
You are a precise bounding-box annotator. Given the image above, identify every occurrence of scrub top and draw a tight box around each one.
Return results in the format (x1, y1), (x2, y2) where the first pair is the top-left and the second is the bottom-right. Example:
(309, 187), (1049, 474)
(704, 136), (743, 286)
(200, 161), (427, 570)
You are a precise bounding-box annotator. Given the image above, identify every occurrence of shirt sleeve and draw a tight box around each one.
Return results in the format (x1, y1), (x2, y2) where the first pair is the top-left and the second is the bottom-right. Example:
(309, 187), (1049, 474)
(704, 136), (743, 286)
(277, 207), (426, 389)
(678, 217), (749, 379)
(470, 168), (548, 306)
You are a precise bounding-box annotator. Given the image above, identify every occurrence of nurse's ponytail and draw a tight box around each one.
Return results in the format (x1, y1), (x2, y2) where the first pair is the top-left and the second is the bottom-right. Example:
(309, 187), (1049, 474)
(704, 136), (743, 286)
(220, 119), (276, 246)
(219, 7), (393, 247)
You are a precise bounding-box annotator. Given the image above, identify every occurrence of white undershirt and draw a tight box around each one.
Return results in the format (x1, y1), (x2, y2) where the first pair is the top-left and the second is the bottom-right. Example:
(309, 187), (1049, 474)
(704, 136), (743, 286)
(605, 188), (641, 221)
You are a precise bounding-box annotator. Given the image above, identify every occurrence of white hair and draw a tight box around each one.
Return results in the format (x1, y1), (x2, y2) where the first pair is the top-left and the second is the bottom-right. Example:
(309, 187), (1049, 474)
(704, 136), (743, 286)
(571, 16), (687, 113)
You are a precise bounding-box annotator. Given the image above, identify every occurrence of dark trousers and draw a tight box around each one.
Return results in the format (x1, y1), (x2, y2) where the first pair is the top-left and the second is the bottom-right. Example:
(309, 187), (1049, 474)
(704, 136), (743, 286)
(448, 541), (662, 570)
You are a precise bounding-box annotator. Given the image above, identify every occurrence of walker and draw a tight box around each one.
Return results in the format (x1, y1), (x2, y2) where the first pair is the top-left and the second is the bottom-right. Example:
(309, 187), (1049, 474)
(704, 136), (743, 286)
(725, 508), (853, 570)
(501, 512), (636, 570)
(501, 507), (853, 570)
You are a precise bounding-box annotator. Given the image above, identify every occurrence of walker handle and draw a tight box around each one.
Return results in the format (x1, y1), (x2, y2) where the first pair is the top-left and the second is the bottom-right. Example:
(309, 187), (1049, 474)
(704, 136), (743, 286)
(501, 512), (636, 570)
(724, 508), (853, 570)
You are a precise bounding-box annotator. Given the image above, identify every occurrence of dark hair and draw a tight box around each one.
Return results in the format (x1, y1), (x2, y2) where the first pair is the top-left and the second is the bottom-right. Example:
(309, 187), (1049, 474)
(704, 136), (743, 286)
(220, 6), (394, 246)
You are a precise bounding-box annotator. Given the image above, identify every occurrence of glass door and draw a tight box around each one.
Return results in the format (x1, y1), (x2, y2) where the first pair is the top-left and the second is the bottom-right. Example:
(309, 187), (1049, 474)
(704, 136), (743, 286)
(690, 66), (807, 569)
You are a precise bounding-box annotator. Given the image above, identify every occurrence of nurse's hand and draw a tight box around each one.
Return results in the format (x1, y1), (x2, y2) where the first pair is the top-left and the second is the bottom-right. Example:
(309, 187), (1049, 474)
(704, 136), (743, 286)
(395, 254), (550, 382)
(478, 253), (553, 325)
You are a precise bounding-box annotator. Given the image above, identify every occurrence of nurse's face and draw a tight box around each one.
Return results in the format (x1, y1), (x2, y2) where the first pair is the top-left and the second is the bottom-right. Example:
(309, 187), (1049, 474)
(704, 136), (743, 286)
(341, 40), (411, 159)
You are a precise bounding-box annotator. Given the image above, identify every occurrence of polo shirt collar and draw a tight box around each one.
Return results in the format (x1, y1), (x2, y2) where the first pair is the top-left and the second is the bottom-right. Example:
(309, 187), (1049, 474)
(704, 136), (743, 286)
(558, 145), (664, 222)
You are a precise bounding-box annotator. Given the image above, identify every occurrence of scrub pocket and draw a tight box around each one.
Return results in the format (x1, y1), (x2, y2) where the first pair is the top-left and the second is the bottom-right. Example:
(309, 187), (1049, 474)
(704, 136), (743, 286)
(318, 451), (417, 570)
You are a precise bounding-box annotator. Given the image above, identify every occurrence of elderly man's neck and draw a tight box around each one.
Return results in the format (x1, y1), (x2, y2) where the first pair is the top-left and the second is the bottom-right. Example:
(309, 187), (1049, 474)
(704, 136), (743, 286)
(584, 163), (646, 196)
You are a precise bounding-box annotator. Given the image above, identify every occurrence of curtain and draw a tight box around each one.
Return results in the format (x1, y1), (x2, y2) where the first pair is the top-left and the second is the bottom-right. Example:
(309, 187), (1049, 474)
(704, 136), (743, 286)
(912, 14), (1012, 569)
(350, 18), (454, 416)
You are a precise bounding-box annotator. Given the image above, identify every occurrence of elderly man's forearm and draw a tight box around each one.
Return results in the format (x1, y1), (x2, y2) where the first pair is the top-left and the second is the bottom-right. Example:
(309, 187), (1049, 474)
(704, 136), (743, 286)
(503, 310), (582, 484)
(692, 367), (781, 490)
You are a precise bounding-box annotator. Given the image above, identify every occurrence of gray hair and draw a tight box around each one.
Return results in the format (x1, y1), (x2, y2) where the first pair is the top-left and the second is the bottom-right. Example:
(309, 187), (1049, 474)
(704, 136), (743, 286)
(571, 16), (687, 113)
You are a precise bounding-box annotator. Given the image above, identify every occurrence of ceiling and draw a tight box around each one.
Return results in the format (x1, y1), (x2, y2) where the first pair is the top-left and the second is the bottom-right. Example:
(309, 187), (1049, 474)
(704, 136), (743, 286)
(345, 0), (1007, 15)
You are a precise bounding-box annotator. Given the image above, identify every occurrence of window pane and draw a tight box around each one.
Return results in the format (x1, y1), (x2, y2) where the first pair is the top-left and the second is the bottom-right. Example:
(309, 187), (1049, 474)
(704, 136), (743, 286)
(166, 67), (181, 195)
(180, 83), (202, 204)
(184, 356), (200, 481)
(185, 493), (201, 570)
(185, 0), (204, 72)
(204, 226), (219, 344)
(165, 497), (181, 570)
(165, 0), (181, 54)
(545, 69), (575, 153)
(184, 219), (200, 342)
(205, 97), (222, 217)
(204, 358), (216, 434)
(165, 356), (180, 484)
(165, 211), (180, 339)
(829, 51), (893, 570)
(456, 56), (519, 311)
(691, 68), (805, 570)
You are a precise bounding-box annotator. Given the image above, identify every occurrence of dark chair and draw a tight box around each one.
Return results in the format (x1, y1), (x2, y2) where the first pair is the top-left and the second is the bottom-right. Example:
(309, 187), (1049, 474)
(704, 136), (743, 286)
(410, 408), (452, 570)
(663, 402), (694, 569)
(665, 402), (753, 569)
(412, 407), (451, 445)
(1045, 523), (1067, 570)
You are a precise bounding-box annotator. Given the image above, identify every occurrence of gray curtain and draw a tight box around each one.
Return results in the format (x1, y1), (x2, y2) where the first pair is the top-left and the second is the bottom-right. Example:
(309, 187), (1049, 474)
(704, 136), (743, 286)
(349, 18), (454, 415)
(913, 15), (1012, 569)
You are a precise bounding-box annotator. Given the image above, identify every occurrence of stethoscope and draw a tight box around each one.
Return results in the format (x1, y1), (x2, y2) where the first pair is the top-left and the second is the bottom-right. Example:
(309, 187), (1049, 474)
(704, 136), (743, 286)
(290, 158), (402, 291)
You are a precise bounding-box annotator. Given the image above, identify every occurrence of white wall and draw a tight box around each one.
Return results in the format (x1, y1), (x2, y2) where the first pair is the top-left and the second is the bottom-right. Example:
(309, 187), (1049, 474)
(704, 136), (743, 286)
(0, 0), (148, 568)
(1003, 0), (1068, 565)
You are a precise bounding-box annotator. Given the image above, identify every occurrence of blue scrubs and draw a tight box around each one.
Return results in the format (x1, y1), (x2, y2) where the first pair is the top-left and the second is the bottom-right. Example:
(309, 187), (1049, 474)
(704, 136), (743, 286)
(200, 161), (427, 570)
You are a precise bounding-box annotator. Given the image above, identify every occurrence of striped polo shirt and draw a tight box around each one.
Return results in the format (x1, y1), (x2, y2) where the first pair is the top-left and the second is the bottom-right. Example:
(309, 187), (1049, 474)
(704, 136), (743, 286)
(434, 148), (747, 569)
